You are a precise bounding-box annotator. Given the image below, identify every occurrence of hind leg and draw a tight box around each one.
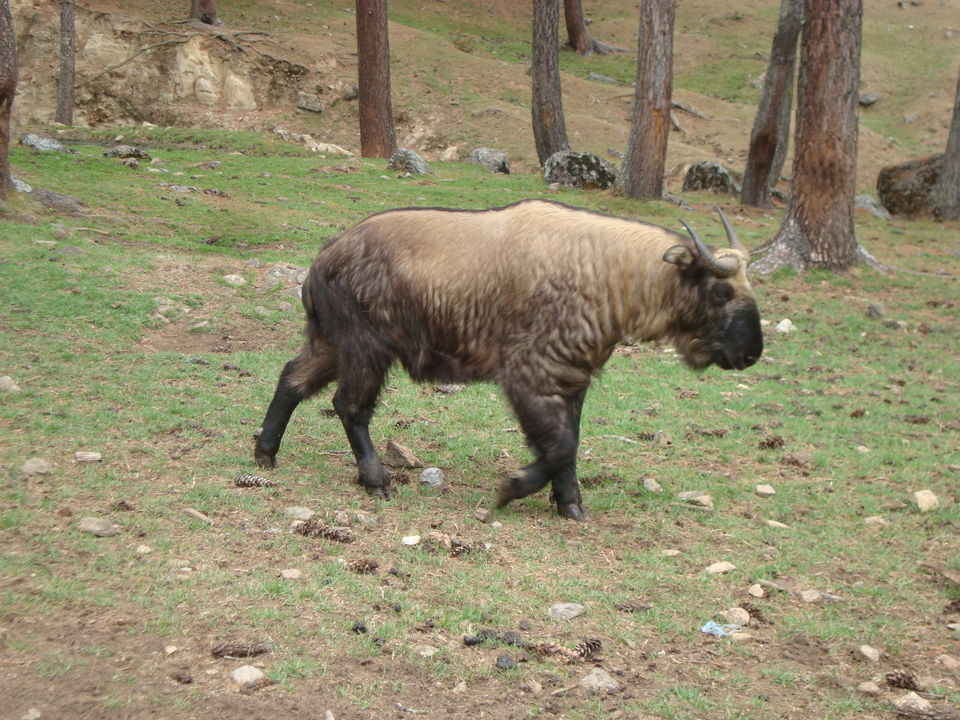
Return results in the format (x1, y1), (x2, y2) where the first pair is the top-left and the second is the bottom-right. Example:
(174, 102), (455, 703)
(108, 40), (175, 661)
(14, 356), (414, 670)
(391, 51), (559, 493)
(549, 388), (589, 521)
(333, 361), (393, 499)
(254, 344), (337, 469)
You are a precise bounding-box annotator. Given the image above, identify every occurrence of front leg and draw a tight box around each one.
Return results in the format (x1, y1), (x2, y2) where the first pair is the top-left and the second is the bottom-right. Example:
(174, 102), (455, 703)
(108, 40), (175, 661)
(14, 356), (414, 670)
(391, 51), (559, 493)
(333, 366), (393, 500)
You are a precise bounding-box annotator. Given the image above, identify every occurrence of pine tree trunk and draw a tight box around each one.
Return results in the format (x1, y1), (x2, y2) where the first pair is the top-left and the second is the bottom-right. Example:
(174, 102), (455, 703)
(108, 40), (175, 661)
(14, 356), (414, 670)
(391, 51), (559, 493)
(741, 0), (802, 207)
(562, 0), (620, 55)
(189, 0), (219, 25)
(356, 0), (397, 159)
(54, 0), (75, 126)
(616, 0), (676, 200)
(532, 0), (569, 166)
(752, 0), (867, 274)
(0, 0), (17, 199)
(934, 70), (960, 220)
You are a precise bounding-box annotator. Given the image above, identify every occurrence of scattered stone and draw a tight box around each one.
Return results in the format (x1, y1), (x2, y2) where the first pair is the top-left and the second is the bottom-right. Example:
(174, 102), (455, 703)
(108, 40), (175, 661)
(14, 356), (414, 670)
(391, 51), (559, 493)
(229, 665), (265, 685)
(434, 383), (466, 394)
(78, 517), (119, 537)
(855, 193), (893, 220)
(280, 568), (302, 580)
(681, 160), (741, 195)
(893, 691), (932, 714)
(75, 451), (102, 463)
(719, 607), (751, 626)
(781, 451), (812, 469)
(223, 274), (246, 287)
(542, 150), (617, 190)
(21, 457), (52, 476)
(764, 519), (791, 529)
(747, 584), (765, 598)
(774, 318), (797, 334)
(677, 491), (713, 510)
(419, 467), (444, 488)
(467, 147), (510, 174)
(935, 654), (960, 672)
(548, 602), (585, 621)
(355, 511), (379, 529)
(296, 91), (324, 113)
(104, 144), (151, 160)
(859, 644), (881, 662)
(877, 153), (951, 218)
(642, 477), (663, 493)
(0, 376), (21, 393)
(402, 535), (421, 546)
(579, 667), (621, 694)
(211, 640), (273, 658)
(383, 440), (423, 468)
(755, 484), (775, 497)
(729, 632), (754, 643)
(652, 429), (672, 447)
(863, 515), (889, 526)
(415, 644), (439, 658)
(912, 489), (939, 512)
(661, 548), (681, 557)
(164, 645), (179, 655)
(495, 655), (516, 671)
(857, 680), (881, 695)
(387, 149), (431, 175)
(20, 709), (42, 720)
(798, 589), (822, 604)
(521, 678), (544, 696)
(12, 177), (32, 192)
(285, 506), (315, 521)
(135, 544), (152, 555)
(475, 507), (492, 523)
(20, 133), (71, 153)
(705, 561), (736, 575)
(858, 92), (880, 107)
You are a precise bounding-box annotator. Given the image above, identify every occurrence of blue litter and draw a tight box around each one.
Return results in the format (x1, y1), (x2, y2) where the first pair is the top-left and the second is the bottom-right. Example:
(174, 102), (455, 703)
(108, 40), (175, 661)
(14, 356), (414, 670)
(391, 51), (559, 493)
(701, 620), (741, 638)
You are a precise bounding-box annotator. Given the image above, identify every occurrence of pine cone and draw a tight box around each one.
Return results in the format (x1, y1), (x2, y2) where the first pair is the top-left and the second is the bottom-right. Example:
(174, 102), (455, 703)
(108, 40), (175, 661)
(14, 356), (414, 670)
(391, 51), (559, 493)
(347, 557), (379, 575)
(450, 538), (486, 557)
(574, 637), (603, 660)
(529, 641), (580, 662)
(234, 473), (276, 488)
(614, 600), (652, 613)
(211, 640), (273, 658)
(295, 517), (355, 543)
(886, 670), (920, 690)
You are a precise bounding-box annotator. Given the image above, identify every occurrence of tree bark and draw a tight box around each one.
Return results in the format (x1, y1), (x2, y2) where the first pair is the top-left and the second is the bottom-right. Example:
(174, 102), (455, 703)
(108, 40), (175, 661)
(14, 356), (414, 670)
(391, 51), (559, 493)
(356, 0), (397, 159)
(532, 0), (569, 166)
(741, 0), (802, 207)
(55, 0), (76, 126)
(563, 0), (620, 55)
(189, 0), (219, 25)
(934, 70), (960, 220)
(0, 0), (17, 199)
(616, 0), (676, 200)
(752, 0), (870, 274)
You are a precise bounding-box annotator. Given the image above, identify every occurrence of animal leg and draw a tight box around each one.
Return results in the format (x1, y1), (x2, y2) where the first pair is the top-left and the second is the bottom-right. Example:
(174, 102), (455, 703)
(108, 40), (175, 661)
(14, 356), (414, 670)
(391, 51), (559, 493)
(549, 388), (589, 521)
(496, 389), (585, 520)
(254, 345), (337, 468)
(333, 364), (393, 500)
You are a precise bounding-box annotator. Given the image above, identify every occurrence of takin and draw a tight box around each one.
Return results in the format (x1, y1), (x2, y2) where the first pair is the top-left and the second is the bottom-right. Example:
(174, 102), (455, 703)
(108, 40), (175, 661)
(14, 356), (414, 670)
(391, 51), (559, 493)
(253, 199), (763, 521)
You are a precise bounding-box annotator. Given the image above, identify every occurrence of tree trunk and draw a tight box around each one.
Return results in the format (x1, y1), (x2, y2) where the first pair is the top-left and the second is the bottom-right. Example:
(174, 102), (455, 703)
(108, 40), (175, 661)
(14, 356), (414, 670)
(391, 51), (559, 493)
(189, 0), (219, 25)
(741, 0), (802, 207)
(934, 70), (960, 220)
(616, 0), (676, 200)
(355, 0), (397, 159)
(752, 0), (870, 274)
(0, 0), (17, 199)
(55, 0), (75, 126)
(563, 0), (620, 55)
(532, 0), (569, 166)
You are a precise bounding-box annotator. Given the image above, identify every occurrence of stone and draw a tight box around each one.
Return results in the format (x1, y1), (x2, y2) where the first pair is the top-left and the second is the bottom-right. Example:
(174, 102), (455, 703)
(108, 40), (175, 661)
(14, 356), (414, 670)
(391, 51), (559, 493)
(705, 561), (735, 575)
(798, 589), (822, 603)
(22, 458), (52, 476)
(935, 653), (960, 672)
(419, 467), (444, 488)
(747, 584), (764, 598)
(75, 451), (102, 463)
(296, 91), (324, 113)
(893, 691), (932, 713)
(858, 92), (880, 106)
(774, 318), (797, 334)
(78, 517), (119, 537)
(355, 511), (379, 529)
(164, 645), (178, 655)
(521, 678), (544, 696)
(285, 506), (315, 521)
(104, 145), (151, 160)
(387, 149), (430, 175)
(332, 510), (351, 526)
(0, 376), (21, 393)
(642, 477), (663, 493)
(863, 515), (888, 526)
(136, 544), (152, 554)
(402, 535), (421, 546)
(764, 519), (790, 529)
(548, 602), (585, 621)
(681, 161), (741, 195)
(495, 655), (516, 670)
(415, 644), (439, 658)
(859, 644), (881, 662)
(467, 147), (510, 174)
(661, 549), (681, 557)
(475, 508), (492, 523)
(223, 274), (246, 287)
(542, 151), (617, 190)
(911, 489), (939, 512)
(855, 193), (892, 220)
(280, 568), (302, 580)
(729, 632), (754, 643)
(383, 440), (423, 468)
(677, 491), (713, 510)
(719, 607), (751, 626)
(578, 667), (621, 694)
(20, 133), (70, 153)
(866, 303), (885, 319)
(439, 146), (463, 162)
(230, 665), (265, 685)
(20, 709), (42, 720)
(877, 154), (950, 218)
(755, 484), (775, 497)
(857, 680), (881, 695)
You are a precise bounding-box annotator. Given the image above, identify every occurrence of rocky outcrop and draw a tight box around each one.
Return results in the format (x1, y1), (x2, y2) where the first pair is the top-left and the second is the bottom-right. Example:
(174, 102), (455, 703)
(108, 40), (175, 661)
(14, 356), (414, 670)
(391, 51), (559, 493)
(876, 154), (947, 218)
(682, 161), (741, 195)
(542, 151), (617, 190)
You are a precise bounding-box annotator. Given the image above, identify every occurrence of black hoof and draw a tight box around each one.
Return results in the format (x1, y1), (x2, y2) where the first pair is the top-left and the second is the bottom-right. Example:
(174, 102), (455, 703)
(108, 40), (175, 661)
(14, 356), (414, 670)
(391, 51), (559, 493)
(557, 503), (590, 522)
(364, 483), (394, 501)
(254, 446), (276, 469)
(495, 477), (521, 509)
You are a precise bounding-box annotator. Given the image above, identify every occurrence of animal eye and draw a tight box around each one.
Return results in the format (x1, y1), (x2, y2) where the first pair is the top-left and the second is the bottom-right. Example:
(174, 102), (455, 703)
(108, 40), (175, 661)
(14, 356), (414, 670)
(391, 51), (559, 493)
(710, 283), (734, 305)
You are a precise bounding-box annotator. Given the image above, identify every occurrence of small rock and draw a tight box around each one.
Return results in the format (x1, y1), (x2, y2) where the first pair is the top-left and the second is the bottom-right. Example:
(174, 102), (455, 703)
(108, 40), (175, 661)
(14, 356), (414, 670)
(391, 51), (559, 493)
(855, 194), (893, 220)
(652, 429), (673, 447)
(104, 144), (151, 160)
(20, 709), (42, 720)
(859, 644), (881, 662)
(296, 91), (325, 113)
(863, 515), (888, 526)
(419, 467), (444, 488)
(661, 548), (681, 557)
(355, 511), (379, 529)
(677, 491), (713, 510)
(164, 645), (178, 655)
(21, 133), (69, 152)
(387, 148), (431, 175)
(21, 457), (52, 476)
(135, 544), (152, 554)
(729, 632), (754, 643)
(0, 375), (21, 393)
(332, 510), (351, 526)
(521, 678), (544, 696)
(75, 451), (102, 463)
(402, 535), (421, 546)
(719, 607), (751, 626)
(78, 517), (119, 537)
(280, 568), (302, 580)
(642, 477), (663, 493)
(755, 484), (775, 497)
(434, 383), (466, 394)
(774, 318), (797, 334)
(285, 506), (315, 521)
(911, 489), (939, 512)
(415, 644), (439, 658)
(223, 274), (246, 287)
(705, 561), (736, 575)
(548, 602), (585, 621)
(935, 653), (960, 672)
(578, 667), (621, 694)
(857, 680), (881, 695)
(764, 519), (791, 529)
(495, 655), (516, 671)
(467, 148), (510, 174)
(798, 589), (822, 603)
(858, 92), (879, 107)
(383, 440), (423, 468)
(747, 584), (765, 598)
(893, 691), (932, 713)
(475, 507), (492, 523)
(229, 665), (265, 685)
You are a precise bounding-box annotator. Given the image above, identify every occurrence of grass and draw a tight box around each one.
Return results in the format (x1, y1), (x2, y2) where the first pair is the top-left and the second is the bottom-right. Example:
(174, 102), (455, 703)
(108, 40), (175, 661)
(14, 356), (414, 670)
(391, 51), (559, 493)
(1, 128), (959, 720)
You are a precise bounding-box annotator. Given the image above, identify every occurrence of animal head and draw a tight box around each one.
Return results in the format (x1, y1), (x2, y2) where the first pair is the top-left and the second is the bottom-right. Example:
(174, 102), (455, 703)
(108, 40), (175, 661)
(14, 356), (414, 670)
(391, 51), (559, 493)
(662, 208), (764, 371)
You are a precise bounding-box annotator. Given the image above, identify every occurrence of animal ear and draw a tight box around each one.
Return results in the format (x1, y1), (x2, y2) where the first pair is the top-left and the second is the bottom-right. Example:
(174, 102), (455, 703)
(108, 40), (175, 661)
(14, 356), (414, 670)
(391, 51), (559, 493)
(663, 245), (695, 269)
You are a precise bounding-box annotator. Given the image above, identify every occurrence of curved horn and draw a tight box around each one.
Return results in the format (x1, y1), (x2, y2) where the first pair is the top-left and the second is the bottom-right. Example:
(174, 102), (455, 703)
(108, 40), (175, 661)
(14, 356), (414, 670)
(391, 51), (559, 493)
(714, 206), (747, 254)
(679, 219), (741, 278)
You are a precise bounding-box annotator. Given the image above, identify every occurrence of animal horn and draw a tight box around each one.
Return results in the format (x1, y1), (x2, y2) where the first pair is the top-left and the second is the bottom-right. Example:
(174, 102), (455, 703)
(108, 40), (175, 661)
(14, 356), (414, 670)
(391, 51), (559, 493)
(679, 220), (741, 279)
(714, 206), (747, 254)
